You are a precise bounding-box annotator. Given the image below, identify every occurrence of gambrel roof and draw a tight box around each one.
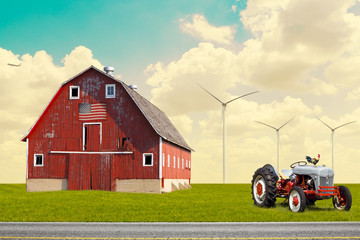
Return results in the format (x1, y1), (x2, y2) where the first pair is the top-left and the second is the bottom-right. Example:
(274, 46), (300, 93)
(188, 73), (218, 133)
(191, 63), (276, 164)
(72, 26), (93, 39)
(21, 66), (193, 151)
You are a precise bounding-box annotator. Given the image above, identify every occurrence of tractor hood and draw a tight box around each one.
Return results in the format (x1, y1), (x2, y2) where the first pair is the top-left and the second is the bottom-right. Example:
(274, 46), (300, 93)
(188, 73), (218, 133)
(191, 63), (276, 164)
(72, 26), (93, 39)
(292, 165), (334, 178)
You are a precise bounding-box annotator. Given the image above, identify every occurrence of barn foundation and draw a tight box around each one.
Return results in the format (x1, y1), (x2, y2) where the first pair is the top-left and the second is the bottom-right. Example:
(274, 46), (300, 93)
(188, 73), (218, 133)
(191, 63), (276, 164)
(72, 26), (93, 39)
(26, 179), (68, 192)
(115, 179), (161, 193)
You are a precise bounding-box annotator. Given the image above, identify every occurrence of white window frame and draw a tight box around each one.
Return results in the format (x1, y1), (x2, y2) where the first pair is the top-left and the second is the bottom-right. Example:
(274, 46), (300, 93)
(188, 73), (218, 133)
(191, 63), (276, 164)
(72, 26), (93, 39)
(186, 160), (188, 168)
(82, 123), (102, 151)
(69, 86), (80, 99)
(143, 153), (153, 166)
(106, 84), (116, 98)
(182, 158), (184, 169)
(162, 153), (165, 167)
(173, 156), (176, 168)
(189, 160), (191, 169)
(168, 155), (170, 167)
(178, 157), (180, 169)
(34, 154), (44, 167)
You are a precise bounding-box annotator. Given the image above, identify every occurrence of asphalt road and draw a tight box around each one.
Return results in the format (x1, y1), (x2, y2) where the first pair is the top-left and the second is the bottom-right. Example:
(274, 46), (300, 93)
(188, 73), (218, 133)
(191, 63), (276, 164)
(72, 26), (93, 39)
(0, 222), (359, 240)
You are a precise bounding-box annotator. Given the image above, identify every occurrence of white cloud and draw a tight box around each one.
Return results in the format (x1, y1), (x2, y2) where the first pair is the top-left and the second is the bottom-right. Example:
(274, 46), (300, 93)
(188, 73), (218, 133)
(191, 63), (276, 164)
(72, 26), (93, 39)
(179, 14), (236, 45)
(231, 5), (237, 13)
(238, 0), (360, 93)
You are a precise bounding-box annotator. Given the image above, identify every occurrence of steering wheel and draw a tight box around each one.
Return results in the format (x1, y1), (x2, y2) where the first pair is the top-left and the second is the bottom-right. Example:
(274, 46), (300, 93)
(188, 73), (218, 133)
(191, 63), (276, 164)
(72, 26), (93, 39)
(290, 161), (307, 168)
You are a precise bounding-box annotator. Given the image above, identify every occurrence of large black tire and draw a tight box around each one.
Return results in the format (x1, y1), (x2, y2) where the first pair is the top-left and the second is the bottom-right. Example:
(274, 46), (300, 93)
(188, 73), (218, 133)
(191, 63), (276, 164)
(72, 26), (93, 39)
(333, 185), (352, 211)
(251, 166), (277, 207)
(288, 186), (306, 212)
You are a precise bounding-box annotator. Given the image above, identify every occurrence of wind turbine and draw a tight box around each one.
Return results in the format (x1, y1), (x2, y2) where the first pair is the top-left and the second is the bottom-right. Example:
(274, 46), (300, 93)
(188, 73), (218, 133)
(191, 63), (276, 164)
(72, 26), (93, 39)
(198, 84), (259, 183)
(315, 116), (356, 171)
(255, 117), (295, 173)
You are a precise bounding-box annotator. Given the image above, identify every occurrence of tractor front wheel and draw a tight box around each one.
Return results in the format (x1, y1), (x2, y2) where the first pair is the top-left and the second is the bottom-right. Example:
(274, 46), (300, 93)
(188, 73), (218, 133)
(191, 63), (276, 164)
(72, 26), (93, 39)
(333, 186), (352, 211)
(288, 186), (306, 212)
(251, 166), (277, 207)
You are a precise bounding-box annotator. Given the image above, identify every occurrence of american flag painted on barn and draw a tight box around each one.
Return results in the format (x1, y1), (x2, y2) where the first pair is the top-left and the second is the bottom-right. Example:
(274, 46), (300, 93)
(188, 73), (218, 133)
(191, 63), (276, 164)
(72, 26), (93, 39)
(79, 103), (107, 121)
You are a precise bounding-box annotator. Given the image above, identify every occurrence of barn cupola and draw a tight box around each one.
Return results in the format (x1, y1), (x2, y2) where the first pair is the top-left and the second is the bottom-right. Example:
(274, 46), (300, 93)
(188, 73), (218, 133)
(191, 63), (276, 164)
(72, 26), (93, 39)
(104, 66), (115, 76)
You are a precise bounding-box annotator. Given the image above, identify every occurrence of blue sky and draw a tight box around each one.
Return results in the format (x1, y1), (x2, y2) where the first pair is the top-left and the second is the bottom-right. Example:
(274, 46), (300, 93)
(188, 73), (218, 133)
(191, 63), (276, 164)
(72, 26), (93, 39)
(0, 0), (248, 81)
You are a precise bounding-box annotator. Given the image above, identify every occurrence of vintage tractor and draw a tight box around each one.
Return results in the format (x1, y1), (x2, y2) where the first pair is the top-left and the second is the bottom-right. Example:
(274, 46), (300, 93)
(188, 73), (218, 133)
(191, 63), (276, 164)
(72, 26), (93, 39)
(251, 155), (352, 212)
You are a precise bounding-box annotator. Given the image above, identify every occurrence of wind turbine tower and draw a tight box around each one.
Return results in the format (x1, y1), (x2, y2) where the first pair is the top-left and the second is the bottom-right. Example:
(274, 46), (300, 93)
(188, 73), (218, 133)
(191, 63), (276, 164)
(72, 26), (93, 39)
(255, 117), (294, 173)
(198, 84), (259, 183)
(315, 116), (356, 171)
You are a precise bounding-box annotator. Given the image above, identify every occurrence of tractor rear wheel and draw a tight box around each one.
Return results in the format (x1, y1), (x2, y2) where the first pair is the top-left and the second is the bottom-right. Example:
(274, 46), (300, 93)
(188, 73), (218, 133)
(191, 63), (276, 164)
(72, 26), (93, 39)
(333, 186), (352, 211)
(288, 186), (306, 212)
(251, 166), (277, 207)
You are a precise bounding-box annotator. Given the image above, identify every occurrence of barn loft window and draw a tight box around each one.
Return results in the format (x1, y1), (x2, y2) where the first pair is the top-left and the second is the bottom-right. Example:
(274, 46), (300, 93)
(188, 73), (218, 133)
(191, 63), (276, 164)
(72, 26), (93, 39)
(106, 84), (115, 98)
(167, 155), (170, 167)
(34, 154), (44, 167)
(143, 153), (153, 166)
(70, 86), (80, 99)
(173, 156), (176, 168)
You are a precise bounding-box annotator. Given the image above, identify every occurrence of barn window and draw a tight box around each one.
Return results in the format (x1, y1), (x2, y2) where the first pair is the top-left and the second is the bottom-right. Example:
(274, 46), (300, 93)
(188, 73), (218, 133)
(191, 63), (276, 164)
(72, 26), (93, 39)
(189, 160), (191, 169)
(70, 86), (80, 99)
(182, 158), (184, 169)
(34, 154), (44, 167)
(186, 160), (188, 168)
(162, 153), (165, 167)
(173, 156), (176, 168)
(167, 155), (170, 167)
(143, 153), (153, 166)
(178, 157), (180, 169)
(106, 84), (116, 98)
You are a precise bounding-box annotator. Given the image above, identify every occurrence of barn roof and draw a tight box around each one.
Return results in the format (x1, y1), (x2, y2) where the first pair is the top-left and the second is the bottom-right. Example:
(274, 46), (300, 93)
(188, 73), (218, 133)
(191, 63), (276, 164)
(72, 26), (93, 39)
(21, 66), (193, 151)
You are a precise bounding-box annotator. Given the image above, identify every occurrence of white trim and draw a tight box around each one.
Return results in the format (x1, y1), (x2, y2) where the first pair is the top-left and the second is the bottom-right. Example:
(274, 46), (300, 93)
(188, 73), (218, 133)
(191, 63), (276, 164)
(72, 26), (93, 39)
(167, 155), (170, 167)
(159, 137), (162, 179)
(143, 153), (154, 166)
(173, 156), (176, 168)
(82, 122), (102, 150)
(69, 86), (80, 99)
(34, 154), (44, 167)
(178, 157), (180, 169)
(50, 151), (133, 154)
(182, 158), (184, 169)
(26, 139), (29, 179)
(105, 84), (116, 98)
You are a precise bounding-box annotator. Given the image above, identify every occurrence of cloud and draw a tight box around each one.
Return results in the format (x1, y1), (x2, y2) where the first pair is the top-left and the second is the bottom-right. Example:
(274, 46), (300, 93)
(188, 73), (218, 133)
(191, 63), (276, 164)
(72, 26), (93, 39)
(231, 5), (237, 13)
(238, 0), (360, 93)
(179, 14), (236, 45)
(0, 46), (103, 183)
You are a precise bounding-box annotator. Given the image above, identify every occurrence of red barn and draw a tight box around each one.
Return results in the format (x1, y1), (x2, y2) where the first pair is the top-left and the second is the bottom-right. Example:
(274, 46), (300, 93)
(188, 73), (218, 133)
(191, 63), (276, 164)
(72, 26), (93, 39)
(21, 66), (193, 193)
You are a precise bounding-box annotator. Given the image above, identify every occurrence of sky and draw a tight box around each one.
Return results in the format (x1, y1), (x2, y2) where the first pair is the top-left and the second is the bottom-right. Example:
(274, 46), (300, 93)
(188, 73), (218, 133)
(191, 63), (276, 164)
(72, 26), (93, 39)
(1, 0), (360, 183)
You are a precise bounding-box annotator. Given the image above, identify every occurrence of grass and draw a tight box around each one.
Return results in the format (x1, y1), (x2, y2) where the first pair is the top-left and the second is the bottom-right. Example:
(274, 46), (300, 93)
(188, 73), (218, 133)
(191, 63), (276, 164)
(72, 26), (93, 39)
(0, 184), (359, 222)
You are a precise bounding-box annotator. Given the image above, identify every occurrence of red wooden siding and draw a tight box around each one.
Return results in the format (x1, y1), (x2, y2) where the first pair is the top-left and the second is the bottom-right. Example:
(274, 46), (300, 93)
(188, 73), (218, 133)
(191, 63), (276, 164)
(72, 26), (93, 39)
(161, 140), (191, 180)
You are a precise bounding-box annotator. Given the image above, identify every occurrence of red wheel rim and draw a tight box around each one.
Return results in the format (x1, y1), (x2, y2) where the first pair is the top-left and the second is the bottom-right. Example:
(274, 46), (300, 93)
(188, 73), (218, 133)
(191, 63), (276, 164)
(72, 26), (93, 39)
(257, 182), (263, 196)
(292, 196), (299, 206)
(339, 193), (347, 206)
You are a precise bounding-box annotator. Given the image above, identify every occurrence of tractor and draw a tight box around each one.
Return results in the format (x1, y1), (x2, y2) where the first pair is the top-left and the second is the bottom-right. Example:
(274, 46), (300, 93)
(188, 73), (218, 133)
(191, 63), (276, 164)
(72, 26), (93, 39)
(251, 155), (352, 212)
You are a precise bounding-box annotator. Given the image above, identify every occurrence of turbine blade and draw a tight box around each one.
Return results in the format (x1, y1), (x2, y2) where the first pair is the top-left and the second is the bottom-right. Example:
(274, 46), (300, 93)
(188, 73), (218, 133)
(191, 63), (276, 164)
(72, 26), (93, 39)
(314, 115), (333, 130)
(197, 83), (224, 104)
(334, 121), (356, 131)
(278, 116), (295, 130)
(254, 121), (277, 130)
(226, 91), (259, 105)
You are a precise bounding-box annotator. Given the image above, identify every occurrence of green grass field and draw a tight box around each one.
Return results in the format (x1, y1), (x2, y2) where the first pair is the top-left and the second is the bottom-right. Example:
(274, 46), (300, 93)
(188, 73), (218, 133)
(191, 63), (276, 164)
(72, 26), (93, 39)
(0, 184), (359, 222)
